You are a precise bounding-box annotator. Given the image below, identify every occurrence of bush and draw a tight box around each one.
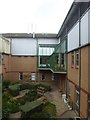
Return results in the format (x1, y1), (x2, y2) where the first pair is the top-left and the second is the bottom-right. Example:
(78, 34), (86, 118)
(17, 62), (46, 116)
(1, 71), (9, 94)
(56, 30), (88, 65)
(2, 106), (10, 119)
(2, 92), (12, 107)
(25, 89), (37, 101)
(3, 80), (11, 89)
(9, 84), (21, 96)
(20, 83), (30, 90)
(43, 102), (56, 118)
(29, 82), (51, 92)
(28, 83), (40, 90)
(30, 111), (50, 119)
(39, 82), (51, 92)
(7, 98), (20, 113)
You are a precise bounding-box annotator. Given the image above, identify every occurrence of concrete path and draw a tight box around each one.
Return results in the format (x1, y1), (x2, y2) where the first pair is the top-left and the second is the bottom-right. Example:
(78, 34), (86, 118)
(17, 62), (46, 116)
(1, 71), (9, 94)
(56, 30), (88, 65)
(45, 84), (77, 118)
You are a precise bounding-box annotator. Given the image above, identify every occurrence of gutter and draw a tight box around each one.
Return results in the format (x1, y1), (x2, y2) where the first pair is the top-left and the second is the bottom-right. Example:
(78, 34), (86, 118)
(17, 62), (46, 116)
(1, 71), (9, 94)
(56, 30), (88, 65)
(78, 6), (81, 118)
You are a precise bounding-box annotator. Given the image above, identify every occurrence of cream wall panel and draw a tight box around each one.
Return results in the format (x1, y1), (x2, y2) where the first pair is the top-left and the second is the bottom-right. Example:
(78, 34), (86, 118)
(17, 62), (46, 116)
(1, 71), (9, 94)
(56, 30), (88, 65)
(88, 9), (90, 43)
(68, 22), (79, 52)
(0, 38), (2, 53)
(11, 38), (37, 55)
(81, 11), (88, 46)
(38, 38), (58, 44)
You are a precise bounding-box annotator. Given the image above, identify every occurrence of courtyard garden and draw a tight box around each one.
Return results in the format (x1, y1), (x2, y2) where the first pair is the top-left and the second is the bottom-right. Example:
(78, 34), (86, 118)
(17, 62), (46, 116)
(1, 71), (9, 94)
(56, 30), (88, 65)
(2, 80), (56, 119)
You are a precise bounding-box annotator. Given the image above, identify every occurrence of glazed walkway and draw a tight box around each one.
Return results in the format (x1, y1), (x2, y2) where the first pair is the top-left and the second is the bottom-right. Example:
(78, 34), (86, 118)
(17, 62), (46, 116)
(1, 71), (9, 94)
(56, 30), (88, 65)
(45, 84), (77, 118)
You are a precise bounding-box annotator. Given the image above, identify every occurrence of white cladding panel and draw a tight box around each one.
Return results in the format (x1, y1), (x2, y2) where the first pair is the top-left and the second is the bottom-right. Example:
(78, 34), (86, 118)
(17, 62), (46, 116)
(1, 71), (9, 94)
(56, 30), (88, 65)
(11, 38), (37, 55)
(68, 22), (79, 52)
(0, 37), (2, 53)
(38, 39), (58, 44)
(39, 47), (54, 56)
(81, 11), (88, 46)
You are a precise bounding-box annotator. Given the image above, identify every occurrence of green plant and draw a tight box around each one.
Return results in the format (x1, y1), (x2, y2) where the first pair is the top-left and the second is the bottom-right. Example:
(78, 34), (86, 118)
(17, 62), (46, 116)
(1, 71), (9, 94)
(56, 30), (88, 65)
(2, 106), (10, 119)
(20, 83), (30, 90)
(7, 98), (20, 113)
(29, 82), (40, 90)
(30, 111), (50, 119)
(39, 82), (51, 92)
(9, 84), (21, 96)
(25, 89), (37, 101)
(3, 80), (11, 89)
(2, 92), (12, 107)
(43, 102), (56, 118)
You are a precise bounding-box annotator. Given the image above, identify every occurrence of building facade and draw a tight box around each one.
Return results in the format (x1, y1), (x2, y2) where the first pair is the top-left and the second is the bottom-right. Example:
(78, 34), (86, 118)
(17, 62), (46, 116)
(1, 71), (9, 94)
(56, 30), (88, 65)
(57, 2), (90, 118)
(1, 1), (90, 119)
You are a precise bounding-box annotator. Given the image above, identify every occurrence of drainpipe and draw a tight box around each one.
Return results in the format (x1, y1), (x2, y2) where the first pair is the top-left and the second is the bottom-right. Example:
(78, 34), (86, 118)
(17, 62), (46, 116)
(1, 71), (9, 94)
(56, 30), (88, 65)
(78, 6), (81, 117)
(66, 28), (68, 101)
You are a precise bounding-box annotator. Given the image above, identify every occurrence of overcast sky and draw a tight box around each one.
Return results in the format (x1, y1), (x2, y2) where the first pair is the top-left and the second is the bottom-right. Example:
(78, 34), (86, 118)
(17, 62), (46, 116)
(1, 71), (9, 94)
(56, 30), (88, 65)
(0, 0), (74, 33)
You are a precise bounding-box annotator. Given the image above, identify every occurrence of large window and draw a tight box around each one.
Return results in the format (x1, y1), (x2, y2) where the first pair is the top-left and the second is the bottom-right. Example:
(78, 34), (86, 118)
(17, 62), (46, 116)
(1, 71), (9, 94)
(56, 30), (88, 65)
(76, 51), (79, 67)
(31, 72), (36, 81)
(40, 56), (50, 68)
(19, 72), (23, 80)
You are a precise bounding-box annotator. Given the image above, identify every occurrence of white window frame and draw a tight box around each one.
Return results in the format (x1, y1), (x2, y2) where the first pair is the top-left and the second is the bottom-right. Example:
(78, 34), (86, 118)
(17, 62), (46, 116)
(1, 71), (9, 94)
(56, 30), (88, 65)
(19, 72), (23, 80)
(52, 73), (55, 80)
(72, 51), (74, 67)
(31, 72), (36, 81)
(76, 51), (79, 68)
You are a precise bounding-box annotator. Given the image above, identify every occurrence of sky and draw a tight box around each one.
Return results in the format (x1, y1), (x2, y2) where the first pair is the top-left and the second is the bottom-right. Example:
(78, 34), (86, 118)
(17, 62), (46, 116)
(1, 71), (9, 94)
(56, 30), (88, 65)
(0, 0), (74, 33)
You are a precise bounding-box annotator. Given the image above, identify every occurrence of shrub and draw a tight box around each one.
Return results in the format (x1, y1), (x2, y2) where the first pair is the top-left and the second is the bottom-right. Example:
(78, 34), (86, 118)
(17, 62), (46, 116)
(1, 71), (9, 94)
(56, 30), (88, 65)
(43, 102), (56, 118)
(20, 83), (30, 90)
(39, 82), (51, 92)
(2, 106), (10, 119)
(29, 82), (51, 92)
(7, 98), (20, 113)
(2, 92), (12, 107)
(25, 89), (37, 101)
(9, 84), (21, 96)
(28, 82), (40, 90)
(30, 111), (50, 119)
(3, 80), (11, 89)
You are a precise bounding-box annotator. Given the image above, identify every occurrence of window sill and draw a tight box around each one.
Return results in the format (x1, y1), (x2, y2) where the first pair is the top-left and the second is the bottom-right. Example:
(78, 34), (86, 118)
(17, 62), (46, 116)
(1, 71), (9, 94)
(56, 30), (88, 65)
(71, 65), (74, 68)
(76, 66), (79, 69)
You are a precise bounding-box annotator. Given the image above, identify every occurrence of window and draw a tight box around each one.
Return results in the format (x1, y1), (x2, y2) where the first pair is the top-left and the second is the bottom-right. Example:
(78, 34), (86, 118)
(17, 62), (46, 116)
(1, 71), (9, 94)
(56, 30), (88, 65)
(52, 73), (55, 80)
(72, 52), (74, 67)
(61, 53), (64, 65)
(31, 72), (36, 80)
(76, 51), (79, 67)
(41, 73), (45, 80)
(19, 72), (23, 80)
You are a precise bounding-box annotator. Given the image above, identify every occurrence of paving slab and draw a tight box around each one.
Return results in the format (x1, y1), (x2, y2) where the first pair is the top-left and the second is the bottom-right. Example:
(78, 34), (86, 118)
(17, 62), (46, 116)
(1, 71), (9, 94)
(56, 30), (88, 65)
(45, 84), (77, 118)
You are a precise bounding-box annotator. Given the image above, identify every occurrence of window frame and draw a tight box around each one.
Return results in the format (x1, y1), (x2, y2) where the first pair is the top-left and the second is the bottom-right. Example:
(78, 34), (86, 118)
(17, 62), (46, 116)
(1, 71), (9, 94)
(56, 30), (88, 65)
(41, 73), (45, 80)
(31, 72), (36, 81)
(52, 73), (55, 80)
(19, 72), (23, 80)
(71, 51), (74, 67)
(75, 51), (79, 68)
